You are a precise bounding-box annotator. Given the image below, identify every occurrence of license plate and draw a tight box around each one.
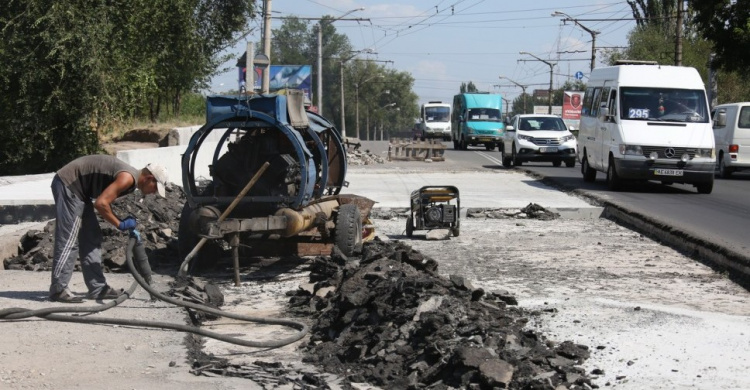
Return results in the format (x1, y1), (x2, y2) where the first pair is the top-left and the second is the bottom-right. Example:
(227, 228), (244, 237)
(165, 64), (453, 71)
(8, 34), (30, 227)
(478, 137), (492, 142)
(654, 169), (684, 176)
(539, 147), (558, 153)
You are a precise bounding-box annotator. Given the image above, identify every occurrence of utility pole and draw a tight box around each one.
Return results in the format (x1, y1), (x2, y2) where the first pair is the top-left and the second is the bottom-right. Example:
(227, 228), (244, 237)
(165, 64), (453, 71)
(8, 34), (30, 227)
(519, 52), (556, 114)
(675, 0), (684, 66)
(261, 0), (272, 93)
(498, 76), (528, 114)
(313, 8), (365, 115)
(552, 11), (599, 71)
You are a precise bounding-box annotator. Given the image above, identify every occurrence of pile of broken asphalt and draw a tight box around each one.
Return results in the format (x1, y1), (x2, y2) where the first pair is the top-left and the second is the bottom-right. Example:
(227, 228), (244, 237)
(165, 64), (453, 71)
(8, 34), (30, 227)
(284, 240), (594, 389)
(2, 185), (595, 389)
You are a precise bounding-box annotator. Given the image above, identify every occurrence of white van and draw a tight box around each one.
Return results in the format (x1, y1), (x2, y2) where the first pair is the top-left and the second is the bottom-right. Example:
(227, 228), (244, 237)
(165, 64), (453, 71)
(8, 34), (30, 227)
(712, 102), (750, 178)
(577, 61), (715, 194)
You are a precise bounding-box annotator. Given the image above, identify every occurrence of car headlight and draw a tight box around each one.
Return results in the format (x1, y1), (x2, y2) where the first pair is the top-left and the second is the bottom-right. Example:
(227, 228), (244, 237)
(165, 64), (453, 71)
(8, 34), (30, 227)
(518, 134), (533, 141)
(692, 148), (713, 158)
(560, 135), (576, 143)
(619, 144), (643, 156)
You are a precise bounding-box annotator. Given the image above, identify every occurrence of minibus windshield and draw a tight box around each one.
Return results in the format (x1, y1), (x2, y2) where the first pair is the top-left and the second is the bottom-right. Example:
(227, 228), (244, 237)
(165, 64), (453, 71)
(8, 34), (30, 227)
(467, 108), (501, 122)
(620, 87), (708, 123)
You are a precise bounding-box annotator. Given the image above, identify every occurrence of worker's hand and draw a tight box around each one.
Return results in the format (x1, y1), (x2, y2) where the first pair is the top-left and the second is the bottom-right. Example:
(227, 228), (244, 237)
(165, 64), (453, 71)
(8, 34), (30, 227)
(130, 229), (142, 243)
(118, 216), (137, 231)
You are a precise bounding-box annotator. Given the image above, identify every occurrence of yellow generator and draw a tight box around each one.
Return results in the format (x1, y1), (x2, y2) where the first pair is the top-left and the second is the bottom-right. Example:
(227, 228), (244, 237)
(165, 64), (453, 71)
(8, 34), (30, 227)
(406, 186), (460, 237)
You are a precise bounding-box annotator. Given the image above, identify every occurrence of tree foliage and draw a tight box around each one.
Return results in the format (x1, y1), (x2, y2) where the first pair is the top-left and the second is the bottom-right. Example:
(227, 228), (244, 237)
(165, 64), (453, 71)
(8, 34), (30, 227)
(0, 0), (255, 175)
(459, 82), (479, 93)
(270, 17), (417, 139)
(691, 0), (750, 73)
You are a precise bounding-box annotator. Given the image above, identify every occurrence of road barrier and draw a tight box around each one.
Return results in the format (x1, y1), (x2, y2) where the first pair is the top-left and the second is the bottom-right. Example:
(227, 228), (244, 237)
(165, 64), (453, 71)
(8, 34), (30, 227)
(388, 138), (446, 162)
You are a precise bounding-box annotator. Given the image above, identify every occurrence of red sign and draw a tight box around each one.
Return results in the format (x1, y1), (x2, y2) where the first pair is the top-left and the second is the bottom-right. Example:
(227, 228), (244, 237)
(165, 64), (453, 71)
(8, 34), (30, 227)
(563, 91), (584, 120)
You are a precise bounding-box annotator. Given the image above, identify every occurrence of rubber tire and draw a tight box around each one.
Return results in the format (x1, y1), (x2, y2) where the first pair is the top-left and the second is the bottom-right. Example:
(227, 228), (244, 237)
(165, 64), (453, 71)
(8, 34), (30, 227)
(335, 204), (363, 257)
(405, 216), (414, 238)
(719, 155), (733, 178)
(696, 178), (714, 194)
(606, 157), (623, 191)
(485, 143), (495, 151)
(453, 139), (459, 149)
(581, 156), (596, 182)
(452, 227), (460, 237)
(552, 160), (562, 167)
(502, 151), (512, 168)
(177, 202), (221, 274)
(512, 145), (523, 166)
(460, 137), (468, 150)
(565, 159), (575, 168)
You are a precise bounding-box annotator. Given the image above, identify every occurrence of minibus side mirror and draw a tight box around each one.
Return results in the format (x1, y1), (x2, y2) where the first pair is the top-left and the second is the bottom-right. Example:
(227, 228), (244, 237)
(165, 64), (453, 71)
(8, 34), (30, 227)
(715, 111), (727, 127)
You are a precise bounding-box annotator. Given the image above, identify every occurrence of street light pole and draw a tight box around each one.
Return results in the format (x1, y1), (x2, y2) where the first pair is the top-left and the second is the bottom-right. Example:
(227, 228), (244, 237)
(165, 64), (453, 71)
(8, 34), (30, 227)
(316, 7), (364, 115)
(498, 76), (529, 114)
(355, 74), (382, 140)
(519, 52), (556, 114)
(552, 11), (599, 71)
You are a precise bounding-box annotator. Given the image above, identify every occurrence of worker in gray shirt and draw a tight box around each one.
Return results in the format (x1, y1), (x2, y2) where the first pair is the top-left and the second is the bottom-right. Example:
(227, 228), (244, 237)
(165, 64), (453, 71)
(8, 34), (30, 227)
(49, 155), (169, 303)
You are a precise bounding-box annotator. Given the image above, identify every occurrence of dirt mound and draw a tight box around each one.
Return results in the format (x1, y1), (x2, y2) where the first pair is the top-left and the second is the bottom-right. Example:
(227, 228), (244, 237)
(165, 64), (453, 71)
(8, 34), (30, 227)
(3, 184), (186, 271)
(288, 239), (594, 389)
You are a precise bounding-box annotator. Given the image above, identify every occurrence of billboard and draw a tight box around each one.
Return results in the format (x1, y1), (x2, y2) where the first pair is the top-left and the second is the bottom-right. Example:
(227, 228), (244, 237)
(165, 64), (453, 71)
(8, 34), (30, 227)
(562, 91), (584, 120)
(238, 65), (313, 101)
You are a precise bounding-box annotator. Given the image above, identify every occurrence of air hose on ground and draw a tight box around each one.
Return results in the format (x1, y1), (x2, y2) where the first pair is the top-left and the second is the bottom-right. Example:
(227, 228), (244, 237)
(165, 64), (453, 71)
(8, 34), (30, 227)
(0, 235), (309, 348)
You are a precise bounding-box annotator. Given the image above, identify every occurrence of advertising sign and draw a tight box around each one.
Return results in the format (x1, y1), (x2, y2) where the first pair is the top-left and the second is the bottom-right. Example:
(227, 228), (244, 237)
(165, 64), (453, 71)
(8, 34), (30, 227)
(563, 91), (584, 120)
(238, 64), (313, 101)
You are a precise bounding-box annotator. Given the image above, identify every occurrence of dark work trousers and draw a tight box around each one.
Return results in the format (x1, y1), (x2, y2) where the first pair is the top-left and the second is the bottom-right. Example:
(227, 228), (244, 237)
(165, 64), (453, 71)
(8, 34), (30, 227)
(49, 175), (107, 297)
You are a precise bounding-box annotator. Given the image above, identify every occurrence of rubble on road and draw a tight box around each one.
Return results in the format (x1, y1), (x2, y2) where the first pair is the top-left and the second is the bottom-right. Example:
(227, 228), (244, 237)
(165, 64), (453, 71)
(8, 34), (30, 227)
(347, 148), (386, 165)
(287, 239), (594, 389)
(467, 203), (560, 220)
(2, 184), (186, 271)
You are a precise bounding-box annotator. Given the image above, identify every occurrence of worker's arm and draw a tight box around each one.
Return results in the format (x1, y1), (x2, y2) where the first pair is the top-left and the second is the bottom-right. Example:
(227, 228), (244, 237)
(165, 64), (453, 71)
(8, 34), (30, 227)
(94, 172), (135, 228)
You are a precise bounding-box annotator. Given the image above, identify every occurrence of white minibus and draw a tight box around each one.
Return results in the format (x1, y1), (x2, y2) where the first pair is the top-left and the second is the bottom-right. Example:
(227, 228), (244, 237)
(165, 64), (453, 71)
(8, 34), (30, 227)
(577, 61), (715, 194)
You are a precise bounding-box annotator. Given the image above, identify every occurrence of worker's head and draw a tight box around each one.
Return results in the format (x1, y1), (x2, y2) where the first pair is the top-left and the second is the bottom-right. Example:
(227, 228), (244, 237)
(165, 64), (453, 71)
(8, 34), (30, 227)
(139, 163), (169, 197)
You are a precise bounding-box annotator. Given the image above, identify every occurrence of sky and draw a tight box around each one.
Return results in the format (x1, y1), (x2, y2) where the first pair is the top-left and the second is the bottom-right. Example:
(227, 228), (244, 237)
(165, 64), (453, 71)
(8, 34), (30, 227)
(209, 0), (638, 109)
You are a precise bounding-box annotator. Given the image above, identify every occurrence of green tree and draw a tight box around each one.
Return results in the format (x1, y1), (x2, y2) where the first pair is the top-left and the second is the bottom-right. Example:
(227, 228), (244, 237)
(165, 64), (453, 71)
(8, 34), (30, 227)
(460, 82), (479, 93)
(0, 0), (255, 175)
(691, 0), (750, 73)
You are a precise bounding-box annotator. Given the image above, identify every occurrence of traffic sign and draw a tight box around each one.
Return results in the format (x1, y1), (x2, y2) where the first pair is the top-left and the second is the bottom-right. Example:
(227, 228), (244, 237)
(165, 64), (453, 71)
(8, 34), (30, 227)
(575, 71), (584, 80)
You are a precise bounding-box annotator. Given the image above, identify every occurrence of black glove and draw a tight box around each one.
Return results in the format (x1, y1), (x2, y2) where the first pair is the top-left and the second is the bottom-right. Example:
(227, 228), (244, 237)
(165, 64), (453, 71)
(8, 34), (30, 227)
(118, 216), (137, 231)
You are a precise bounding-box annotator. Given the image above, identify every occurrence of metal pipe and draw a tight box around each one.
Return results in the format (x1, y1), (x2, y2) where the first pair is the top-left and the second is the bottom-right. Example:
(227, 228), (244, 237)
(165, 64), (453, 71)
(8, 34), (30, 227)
(274, 199), (340, 237)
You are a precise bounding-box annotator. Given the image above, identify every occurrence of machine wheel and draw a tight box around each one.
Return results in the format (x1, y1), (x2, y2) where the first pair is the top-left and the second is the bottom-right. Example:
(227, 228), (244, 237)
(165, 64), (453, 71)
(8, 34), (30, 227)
(719, 155), (733, 178)
(452, 227), (460, 237)
(606, 157), (623, 191)
(552, 160), (562, 167)
(485, 143), (495, 151)
(405, 216), (414, 238)
(335, 204), (363, 257)
(177, 202), (221, 274)
(512, 145), (523, 166)
(581, 156), (596, 182)
(565, 159), (575, 168)
(696, 178), (714, 194)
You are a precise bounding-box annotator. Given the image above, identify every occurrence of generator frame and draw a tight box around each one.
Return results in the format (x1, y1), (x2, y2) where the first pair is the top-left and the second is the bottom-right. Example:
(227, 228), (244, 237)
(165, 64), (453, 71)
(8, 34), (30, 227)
(406, 185), (460, 238)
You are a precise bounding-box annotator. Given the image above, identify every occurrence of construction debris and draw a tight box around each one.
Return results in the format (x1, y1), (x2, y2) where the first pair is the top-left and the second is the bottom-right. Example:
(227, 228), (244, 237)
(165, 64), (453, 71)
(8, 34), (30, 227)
(287, 238), (594, 389)
(388, 138), (446, 162)
(2, 184), (186, 271)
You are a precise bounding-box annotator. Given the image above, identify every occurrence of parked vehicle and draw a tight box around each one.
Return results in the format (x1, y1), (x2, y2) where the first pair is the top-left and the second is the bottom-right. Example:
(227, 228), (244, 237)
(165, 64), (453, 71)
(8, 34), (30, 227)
(712, 102), (750, 178)
(451, 93), (505, 150)
(500, 114), (577, 167)
(419, 101), (451, 141)
(577, 60), (715, 193)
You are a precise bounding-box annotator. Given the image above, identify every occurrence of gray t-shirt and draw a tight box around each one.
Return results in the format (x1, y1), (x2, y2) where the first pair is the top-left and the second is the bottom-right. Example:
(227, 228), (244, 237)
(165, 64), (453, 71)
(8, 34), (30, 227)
(57, 155), (140, 201)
